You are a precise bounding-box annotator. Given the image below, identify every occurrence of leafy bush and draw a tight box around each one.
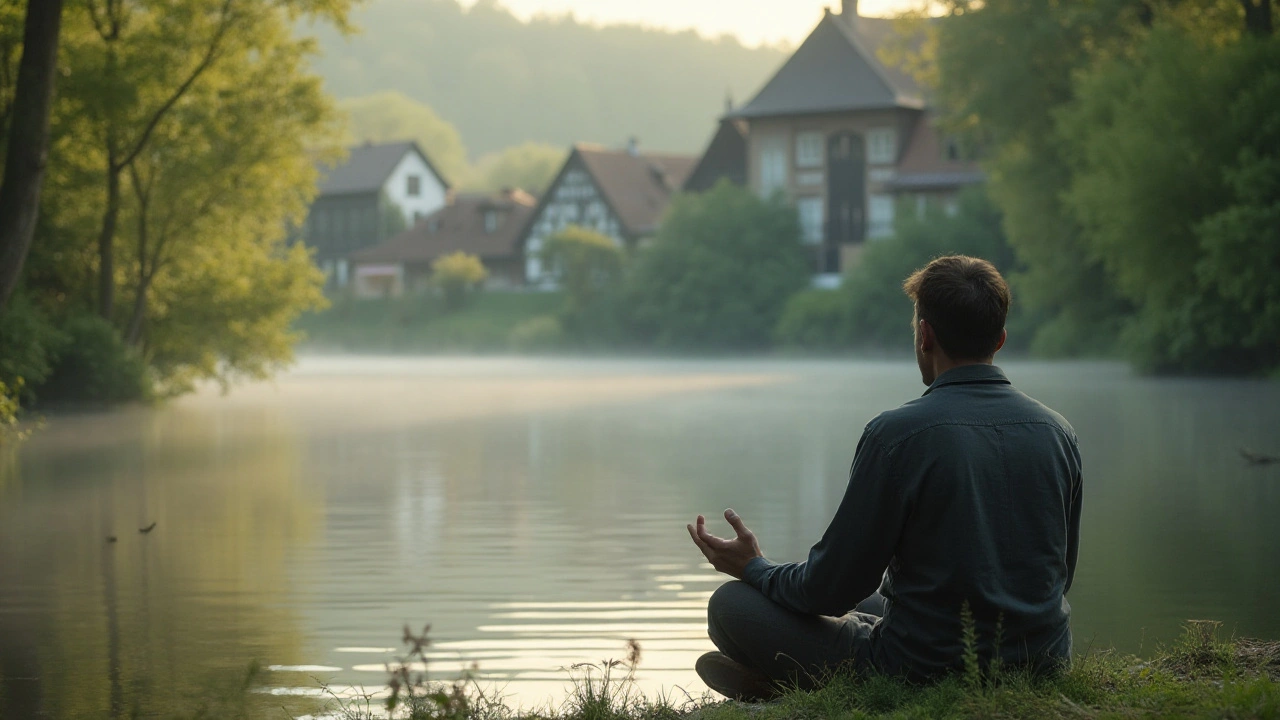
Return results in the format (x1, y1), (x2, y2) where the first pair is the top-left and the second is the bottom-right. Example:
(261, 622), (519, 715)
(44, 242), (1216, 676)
(775, 290), (851, 350)
(508, 315), (565, 352)
(627, 180), (810, 349)
(540, 225), (625, 322)
(431, 252), (489, 310)
(37, 315), (150, 405)
(0, 295), (68, 400)
(0, 380), (21, 444)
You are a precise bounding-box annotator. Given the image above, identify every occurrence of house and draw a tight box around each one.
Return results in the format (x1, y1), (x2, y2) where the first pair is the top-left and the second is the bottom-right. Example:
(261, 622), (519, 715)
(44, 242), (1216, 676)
(302, 140), (451, 287)
(686, 0), (982, 279)
(346, 189), (537, 298)
(519, 141), (697, 287)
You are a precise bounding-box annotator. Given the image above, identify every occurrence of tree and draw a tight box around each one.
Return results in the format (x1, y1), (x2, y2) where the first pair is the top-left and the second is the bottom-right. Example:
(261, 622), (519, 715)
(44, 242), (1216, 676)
(540, 225), (623, 326)
(431, 252), (487, 310)
(341, 91), (470, 184)
(1057, 28), (1280, 373)
(934, 0), (1146, 356)
(467, 142), (565, 194)
(58, 0), (351, 320)
(626, 180), (809, 350)
(0, 0), (64, 312)
(114, 17), (340, 369)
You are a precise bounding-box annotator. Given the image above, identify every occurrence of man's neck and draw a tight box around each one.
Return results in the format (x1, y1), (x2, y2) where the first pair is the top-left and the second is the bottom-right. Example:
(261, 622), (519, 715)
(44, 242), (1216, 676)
(931, 356), (994, 381)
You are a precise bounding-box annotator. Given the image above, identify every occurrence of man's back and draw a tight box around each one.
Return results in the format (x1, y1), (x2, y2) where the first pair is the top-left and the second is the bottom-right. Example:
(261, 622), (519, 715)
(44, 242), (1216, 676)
(868, 364), (1082, 678)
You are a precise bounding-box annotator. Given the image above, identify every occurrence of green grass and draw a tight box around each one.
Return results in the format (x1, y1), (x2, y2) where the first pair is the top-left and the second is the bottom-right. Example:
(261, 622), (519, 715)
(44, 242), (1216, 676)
(323, 623), (1280, 720)
(296, 291), (566, 353)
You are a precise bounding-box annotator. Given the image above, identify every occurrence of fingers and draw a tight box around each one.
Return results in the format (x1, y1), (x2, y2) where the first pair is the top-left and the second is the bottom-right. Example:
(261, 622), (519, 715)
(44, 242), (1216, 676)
(687, 523), (714, 561)
(696, 515), (731, 549)
(724, 508), (754, 540)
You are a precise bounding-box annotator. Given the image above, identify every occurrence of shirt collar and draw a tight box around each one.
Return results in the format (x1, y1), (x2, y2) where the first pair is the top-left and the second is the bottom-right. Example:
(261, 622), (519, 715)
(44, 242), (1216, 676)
(923, 364), (1011, 396)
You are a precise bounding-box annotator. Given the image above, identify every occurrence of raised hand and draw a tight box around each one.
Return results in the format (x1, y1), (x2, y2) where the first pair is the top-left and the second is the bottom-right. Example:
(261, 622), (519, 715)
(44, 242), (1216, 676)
(687, 508), (764, 580)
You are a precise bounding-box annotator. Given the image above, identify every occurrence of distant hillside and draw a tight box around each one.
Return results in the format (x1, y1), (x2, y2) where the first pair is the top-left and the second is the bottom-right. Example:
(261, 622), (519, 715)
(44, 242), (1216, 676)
(304, 0), (788, 157)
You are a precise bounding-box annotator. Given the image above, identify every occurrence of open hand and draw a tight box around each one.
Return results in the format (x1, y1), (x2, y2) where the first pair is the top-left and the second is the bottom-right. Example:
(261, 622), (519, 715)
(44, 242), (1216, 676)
(687, 509), (764, 580)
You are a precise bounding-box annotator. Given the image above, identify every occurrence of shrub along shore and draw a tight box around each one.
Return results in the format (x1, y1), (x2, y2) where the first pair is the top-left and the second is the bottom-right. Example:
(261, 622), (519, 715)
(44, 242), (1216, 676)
(319, 623), (1280, 720)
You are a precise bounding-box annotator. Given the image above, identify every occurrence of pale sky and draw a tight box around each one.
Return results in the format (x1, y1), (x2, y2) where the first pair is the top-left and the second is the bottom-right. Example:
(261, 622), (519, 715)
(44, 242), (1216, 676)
(459, 0), (927, 48)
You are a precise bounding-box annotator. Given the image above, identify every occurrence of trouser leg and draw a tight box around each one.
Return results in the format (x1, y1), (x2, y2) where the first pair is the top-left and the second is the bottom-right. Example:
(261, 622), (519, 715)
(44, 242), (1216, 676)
(706, 581), (875, 688)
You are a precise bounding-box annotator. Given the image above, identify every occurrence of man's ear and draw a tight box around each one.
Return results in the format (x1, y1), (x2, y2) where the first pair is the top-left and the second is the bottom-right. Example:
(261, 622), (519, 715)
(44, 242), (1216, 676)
(994, 328), (1008, 355)
(918, 319), (934, 353)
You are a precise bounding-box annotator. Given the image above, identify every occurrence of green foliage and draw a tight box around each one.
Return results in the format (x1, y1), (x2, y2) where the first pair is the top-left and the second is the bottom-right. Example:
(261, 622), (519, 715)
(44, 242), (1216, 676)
(1058, 29), (1280, 374)
(0, 379), (21, 444)
(431, 252), (489, 311)
(541, 225), (625, 327)
(308, 0), (785, 155)
(934, 0), (1142, 356)
(37, 315), (149, 405)
(467, 142), (566, 193)
(627, 181), (810, 350)
(0, 294), (67, 398)
(0, 0), (347, 404)
(775, 290), (851, 351)
(509, 315), (565, 352)
(776, 189), (1020, 354)
(341, 91), (470, 183)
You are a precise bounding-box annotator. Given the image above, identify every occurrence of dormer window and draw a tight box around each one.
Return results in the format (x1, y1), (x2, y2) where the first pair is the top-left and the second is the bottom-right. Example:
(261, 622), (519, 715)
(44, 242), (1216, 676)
(484, 210), (502, 233)
(406, 175), (421, 197)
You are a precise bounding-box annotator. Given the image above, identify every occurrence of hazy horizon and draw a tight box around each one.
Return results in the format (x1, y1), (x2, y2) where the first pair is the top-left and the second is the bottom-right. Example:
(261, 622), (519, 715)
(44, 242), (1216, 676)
(456, 0), (928, 48)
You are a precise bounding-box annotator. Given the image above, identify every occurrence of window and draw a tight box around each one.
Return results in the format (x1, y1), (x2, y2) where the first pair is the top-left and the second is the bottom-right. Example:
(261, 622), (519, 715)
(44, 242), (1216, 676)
(484, 211), (501, 233)
(406, 175), (421, 197)
(867, 128), (897, 165)
(795, 132), (824, 168)
(797, 197), (824, 245)
(868, 194), (895, 239)
(758, 134), (788, 197)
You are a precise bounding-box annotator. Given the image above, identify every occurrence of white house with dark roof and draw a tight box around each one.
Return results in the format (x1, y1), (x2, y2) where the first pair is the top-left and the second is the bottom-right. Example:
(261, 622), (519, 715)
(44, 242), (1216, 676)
(687, 0), (983, 280)
(303, 140), (451, 286)
(518, 142), (697, 287)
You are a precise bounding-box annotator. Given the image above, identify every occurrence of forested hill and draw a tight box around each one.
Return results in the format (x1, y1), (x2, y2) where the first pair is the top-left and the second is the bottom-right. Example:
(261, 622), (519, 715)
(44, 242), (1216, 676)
(303, 0), (788, 157)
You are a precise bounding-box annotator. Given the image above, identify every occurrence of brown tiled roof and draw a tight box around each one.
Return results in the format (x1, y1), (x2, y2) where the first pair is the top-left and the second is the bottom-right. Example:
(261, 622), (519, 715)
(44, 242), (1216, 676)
(891, 112), (984, 190)
(729, 12), (924, 120)
(349, 189), (536, 265)
(574, 145), (698, 236)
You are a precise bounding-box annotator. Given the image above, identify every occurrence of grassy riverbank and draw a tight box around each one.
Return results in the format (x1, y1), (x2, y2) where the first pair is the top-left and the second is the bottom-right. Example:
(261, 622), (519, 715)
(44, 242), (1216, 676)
(324, 624), (1280, 720)
(297, 293), (566, 354)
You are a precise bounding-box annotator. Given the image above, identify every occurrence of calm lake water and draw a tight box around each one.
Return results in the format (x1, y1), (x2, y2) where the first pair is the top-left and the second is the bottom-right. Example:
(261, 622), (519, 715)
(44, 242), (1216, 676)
(2, 357), (1279, 718)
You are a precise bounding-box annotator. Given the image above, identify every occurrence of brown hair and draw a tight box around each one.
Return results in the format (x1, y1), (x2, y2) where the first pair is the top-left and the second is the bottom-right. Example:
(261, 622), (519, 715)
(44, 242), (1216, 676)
(902, 255), (1011, 360)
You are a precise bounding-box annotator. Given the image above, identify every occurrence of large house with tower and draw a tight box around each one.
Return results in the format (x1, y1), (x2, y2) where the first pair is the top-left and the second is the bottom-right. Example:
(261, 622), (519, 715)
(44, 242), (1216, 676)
(686, 0), (982, 280)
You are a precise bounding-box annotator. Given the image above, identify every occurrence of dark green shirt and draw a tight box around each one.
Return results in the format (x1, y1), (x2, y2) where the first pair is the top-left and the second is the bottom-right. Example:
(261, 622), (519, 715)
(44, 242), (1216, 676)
(742, 364), (1082, 679)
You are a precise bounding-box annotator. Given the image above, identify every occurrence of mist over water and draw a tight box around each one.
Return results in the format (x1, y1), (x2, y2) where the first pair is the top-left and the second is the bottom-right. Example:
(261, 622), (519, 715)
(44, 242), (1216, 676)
(3, 356), (1279, 716)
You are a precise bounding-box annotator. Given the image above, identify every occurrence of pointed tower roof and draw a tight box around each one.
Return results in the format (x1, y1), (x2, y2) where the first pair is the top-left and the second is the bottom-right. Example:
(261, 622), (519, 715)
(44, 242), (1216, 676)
(729, 11), (923, 119)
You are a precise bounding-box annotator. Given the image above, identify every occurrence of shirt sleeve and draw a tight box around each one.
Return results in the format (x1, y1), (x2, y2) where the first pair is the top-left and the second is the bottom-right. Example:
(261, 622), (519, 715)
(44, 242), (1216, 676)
(741, 426), (905, 617)
(1063, 439), (1083, 595)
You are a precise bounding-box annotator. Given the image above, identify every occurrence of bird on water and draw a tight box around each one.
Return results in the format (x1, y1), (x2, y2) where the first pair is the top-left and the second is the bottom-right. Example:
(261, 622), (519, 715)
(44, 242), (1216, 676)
(139, 522), (157, 534)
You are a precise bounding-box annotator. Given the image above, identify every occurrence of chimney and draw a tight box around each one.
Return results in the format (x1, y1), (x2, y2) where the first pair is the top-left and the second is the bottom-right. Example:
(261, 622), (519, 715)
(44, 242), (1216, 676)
(627, 137), (640, 157)
(842, 0), (858, 22)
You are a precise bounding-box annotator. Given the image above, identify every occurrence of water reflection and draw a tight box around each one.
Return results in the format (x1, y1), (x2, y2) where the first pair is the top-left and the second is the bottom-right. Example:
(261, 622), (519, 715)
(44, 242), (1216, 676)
(2, 357), (1279, 717)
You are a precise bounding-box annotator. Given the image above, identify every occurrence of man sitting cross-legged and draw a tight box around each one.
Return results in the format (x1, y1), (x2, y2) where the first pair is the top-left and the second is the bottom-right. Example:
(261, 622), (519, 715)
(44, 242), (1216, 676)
(687, 255), (1083, 701)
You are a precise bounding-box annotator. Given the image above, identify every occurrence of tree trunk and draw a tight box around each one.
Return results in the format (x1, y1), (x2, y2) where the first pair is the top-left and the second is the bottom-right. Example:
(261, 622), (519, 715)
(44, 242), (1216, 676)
(1241, 0), (1273, 36)
(98, 160), (120, 319)
(124, 277), (149, 347)
(0, 0), (66, 313)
